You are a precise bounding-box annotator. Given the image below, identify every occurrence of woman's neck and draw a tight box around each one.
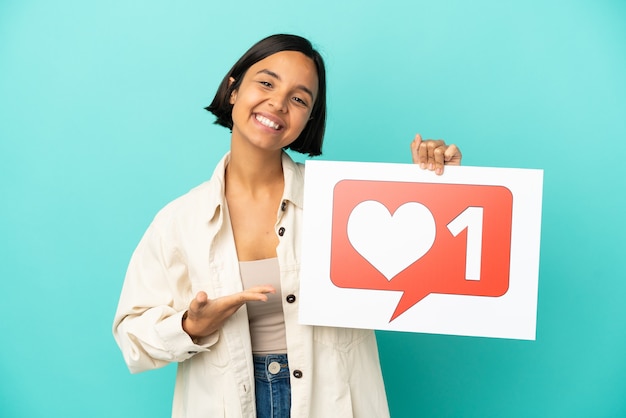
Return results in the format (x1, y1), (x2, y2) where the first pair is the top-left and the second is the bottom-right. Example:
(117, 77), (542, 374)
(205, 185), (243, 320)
(226, 141), (284, 196)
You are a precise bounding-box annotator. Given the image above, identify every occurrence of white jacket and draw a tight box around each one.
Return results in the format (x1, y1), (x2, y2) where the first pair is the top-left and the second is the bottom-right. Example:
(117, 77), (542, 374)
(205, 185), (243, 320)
(113, 152), (390, 417)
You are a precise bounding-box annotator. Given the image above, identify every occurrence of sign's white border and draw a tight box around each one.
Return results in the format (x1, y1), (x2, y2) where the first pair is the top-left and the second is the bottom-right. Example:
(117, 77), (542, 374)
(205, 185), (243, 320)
(298, 161), (543, 340)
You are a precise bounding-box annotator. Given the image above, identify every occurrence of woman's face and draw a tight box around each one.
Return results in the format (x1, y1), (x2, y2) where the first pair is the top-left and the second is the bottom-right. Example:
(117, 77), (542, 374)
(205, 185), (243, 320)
(229, 51), (318, 153)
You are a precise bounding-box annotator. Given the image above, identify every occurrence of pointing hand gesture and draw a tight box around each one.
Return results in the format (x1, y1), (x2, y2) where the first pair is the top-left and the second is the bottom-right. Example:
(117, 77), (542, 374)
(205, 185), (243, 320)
(182, 286), (275, 339)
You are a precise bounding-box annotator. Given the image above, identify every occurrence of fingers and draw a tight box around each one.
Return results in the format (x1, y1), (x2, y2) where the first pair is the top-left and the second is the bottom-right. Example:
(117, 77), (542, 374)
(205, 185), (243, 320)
(184, 287), (276, 338)
(410, 133), (423, 164)
(443, 143), (462, 166)
(414, 135), (445, 173)
(232, 285), (276, 304)
(411, 133), (462, 175)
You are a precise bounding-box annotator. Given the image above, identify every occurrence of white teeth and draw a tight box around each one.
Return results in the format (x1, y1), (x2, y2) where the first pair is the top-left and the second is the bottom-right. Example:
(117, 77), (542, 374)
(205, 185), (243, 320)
(255, 114), (281, 130)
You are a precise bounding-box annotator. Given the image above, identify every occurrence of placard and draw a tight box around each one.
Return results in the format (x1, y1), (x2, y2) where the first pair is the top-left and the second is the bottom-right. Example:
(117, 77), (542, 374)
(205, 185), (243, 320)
(299, 161), (543, 340)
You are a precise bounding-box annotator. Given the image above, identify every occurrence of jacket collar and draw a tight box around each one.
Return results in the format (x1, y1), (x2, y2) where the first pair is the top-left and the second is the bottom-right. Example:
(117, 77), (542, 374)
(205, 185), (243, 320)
(280, 151), (304, 209)
(205, 151), (304, 224)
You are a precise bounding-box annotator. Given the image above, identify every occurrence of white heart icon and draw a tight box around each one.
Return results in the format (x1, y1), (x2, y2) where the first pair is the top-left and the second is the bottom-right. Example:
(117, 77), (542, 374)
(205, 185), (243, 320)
(347, 200), (436, 281)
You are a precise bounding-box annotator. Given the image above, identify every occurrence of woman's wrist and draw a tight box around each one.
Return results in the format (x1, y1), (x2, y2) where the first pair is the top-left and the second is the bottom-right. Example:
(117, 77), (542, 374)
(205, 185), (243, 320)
(182, 311), (201, 343)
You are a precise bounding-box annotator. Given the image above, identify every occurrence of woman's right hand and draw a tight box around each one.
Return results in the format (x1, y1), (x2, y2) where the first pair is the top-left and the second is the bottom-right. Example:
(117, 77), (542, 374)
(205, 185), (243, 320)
(182, 286), (275, 339)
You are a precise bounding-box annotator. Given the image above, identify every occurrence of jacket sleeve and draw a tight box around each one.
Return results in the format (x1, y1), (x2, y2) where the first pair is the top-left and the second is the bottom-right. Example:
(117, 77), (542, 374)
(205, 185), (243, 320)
(112, 220), (219, 374)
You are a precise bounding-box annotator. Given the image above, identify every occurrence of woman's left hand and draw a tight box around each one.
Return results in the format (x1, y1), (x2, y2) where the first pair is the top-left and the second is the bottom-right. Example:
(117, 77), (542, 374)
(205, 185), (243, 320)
(410, 133), (462, 175)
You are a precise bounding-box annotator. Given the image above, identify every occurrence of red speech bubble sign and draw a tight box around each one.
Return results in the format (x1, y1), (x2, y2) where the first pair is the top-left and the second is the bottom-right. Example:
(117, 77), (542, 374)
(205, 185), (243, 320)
(330, 180), (513, 321)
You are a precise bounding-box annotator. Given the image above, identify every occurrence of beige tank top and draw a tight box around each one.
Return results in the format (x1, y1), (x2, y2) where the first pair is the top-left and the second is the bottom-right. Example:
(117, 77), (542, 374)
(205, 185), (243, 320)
(239, 258), (287, 355)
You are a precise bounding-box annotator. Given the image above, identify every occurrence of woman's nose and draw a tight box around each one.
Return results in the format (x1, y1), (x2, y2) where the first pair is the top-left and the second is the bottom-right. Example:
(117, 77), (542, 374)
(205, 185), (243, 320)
(268, 91), (288, 112)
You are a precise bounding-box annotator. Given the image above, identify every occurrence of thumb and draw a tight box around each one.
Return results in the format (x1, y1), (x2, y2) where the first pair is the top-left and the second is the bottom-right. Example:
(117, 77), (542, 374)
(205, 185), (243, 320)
(411, 133), (423, 164)
(195, 291), (208, 304)
(190, 291), (209, 313)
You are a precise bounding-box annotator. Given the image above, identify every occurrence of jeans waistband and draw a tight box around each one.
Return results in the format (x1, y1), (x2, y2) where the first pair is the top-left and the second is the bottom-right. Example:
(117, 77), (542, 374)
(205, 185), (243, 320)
(253, 353), (290, 380)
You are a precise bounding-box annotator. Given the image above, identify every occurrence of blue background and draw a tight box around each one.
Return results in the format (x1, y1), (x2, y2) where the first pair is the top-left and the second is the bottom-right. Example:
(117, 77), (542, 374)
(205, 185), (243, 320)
(1, 1), (625, 417)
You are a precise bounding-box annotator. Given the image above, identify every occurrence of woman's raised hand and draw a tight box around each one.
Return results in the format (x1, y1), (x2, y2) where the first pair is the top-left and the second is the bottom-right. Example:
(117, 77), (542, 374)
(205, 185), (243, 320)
(410, 133), (462, 175)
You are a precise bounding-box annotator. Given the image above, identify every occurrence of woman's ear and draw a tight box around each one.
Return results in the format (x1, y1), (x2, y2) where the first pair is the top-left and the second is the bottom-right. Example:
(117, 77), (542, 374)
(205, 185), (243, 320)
(228, 77), (237, 104)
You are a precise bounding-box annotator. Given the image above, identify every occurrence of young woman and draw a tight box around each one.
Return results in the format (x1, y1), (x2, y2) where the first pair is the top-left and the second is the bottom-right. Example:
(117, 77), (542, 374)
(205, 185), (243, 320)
(113, 34), (461, 418)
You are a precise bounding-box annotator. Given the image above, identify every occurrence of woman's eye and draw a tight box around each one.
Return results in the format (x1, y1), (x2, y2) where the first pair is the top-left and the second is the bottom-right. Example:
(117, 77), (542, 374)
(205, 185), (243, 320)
(259, 81), (272, 88)
(293, 96), (308, 107)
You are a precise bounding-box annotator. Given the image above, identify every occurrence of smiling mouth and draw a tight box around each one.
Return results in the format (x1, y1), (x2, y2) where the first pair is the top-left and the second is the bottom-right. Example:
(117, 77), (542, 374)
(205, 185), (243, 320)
(255, 114), (282, 130)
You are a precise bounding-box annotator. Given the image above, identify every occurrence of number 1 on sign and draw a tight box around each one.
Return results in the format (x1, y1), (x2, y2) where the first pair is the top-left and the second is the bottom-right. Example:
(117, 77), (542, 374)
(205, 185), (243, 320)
(447, 207), (484, 281)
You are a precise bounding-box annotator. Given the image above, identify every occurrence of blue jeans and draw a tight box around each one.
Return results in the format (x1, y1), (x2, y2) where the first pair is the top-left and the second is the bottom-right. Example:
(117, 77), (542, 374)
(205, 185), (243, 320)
(253, 354), (291, 418)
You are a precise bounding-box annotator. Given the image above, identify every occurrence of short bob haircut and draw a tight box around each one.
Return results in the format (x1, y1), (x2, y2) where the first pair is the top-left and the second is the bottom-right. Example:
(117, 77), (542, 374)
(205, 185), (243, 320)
(206, 34), (326, 157)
